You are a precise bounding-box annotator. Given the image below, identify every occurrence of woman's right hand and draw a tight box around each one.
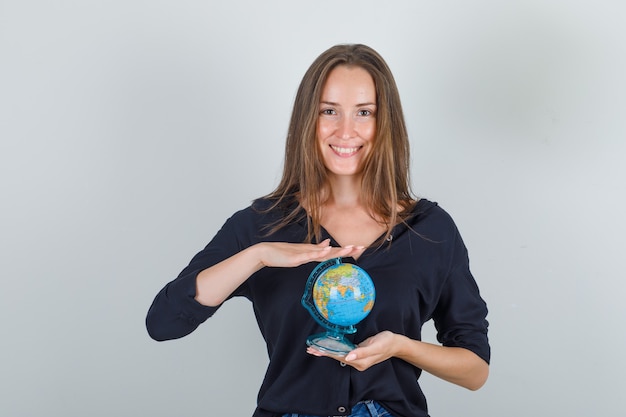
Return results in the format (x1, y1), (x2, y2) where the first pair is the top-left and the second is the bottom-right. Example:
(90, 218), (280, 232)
(194, 239), (364, 307)
(257, 239), (364, 268)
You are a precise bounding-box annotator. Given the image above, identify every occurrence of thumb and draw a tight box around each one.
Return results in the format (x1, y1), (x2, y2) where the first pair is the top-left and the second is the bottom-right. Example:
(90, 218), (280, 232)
(345, 337), (377, 361)
(345, 350), (359, 361)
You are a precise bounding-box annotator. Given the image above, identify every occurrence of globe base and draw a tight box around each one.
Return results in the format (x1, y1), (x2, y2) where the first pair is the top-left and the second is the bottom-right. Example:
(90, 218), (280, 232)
(306, 332), (356, 356)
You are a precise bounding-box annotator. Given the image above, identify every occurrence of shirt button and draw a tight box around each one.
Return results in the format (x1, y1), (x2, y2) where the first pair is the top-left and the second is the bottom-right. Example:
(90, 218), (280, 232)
(340, 361), (346, 367)
(337, 406), (347, 413)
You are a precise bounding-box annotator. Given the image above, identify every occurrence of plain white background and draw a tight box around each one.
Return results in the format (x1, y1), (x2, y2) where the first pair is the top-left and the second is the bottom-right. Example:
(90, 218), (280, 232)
(1, 1), (624, 416)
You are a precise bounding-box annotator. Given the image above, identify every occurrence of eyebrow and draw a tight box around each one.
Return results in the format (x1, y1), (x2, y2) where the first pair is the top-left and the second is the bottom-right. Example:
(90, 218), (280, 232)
(320, 101), (377, 107)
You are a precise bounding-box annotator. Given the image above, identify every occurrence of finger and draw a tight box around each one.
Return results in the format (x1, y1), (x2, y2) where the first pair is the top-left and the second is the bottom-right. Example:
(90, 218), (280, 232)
(312, 248), (356, 263)
(309, 245), (333, 259)
(353, 245), (367, 254)
(307, 346), (344, 358)
(306, 347), (327, 357)
(345, 343), (375, 362)
(318, 239), (331, 248)
(328, 245), (354, 255)
(334, 245), (364, 258)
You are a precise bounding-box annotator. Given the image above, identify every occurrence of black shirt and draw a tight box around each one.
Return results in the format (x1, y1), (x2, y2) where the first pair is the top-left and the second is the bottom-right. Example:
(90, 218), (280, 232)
(146, 198), (490, 417)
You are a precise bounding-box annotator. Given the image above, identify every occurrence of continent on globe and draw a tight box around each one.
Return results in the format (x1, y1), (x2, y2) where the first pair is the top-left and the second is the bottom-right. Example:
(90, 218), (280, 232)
(312, 263), (375, 327)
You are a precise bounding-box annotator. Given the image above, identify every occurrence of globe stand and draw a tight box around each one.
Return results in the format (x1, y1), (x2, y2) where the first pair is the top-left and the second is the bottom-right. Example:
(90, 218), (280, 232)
(306, 331), (356, 356)
(301, 258), (375, 357)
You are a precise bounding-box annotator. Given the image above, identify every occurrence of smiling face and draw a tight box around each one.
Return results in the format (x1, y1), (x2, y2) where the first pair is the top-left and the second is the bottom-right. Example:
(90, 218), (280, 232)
(317, 65), (377, 180)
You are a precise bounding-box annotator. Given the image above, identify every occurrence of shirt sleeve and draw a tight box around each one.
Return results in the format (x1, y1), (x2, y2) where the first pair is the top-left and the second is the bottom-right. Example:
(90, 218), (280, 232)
(145, 208), (254, 342)
(431, 226), (491, 364)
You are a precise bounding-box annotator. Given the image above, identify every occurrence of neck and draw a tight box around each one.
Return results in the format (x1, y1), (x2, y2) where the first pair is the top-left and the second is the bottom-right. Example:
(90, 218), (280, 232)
(324, 174), (363, 208)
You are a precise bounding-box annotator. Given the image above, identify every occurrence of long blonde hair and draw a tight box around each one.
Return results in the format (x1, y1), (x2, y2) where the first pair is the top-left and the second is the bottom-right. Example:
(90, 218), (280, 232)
(263, 44), (415, 244)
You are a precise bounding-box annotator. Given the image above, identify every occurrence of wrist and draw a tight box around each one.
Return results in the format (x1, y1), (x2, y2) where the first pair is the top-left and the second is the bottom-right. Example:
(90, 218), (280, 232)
(394, 334), (424, 362)
(393, 333), (410, 358)
(248, 242), (269, 270)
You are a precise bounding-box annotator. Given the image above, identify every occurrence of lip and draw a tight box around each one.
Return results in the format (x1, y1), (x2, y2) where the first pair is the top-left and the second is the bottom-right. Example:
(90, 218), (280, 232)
(329, 144), (362, 157)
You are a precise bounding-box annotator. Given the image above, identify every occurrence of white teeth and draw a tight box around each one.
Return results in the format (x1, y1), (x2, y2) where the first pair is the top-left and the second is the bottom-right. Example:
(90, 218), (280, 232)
(331, 145), (359, 154)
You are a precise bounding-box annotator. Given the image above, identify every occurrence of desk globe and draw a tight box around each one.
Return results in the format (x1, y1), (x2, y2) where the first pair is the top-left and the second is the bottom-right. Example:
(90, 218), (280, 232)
(301, 258), (375, 355)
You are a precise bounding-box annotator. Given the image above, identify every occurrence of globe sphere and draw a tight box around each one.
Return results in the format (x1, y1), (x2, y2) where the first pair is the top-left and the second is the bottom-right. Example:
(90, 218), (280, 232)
(312, 263), (375, 327)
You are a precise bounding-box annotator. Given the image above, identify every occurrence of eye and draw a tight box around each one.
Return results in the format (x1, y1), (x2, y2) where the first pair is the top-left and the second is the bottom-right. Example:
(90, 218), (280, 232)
(320, 108), (336, 115)
(357, 109), (374, 117)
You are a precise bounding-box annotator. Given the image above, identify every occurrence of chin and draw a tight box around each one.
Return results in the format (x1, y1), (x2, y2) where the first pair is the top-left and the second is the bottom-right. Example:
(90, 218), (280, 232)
(326, 167), (364, 178)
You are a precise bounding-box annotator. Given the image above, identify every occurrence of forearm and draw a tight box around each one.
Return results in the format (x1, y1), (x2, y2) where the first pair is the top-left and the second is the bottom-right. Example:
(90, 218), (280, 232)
(146, 272), (218, 341)
(194, 240), (364, 306)
(146, 244), (264, 341)
(395, 335), (489, 390)
(194, 244), (264, 307)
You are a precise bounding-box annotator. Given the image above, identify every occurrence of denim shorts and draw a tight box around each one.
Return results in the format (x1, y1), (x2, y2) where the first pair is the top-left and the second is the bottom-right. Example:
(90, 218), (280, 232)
(282, 400), (392, 417)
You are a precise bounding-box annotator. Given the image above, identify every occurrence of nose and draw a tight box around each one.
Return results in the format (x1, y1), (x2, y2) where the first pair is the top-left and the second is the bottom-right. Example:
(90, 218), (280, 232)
(336, 115), (356, 139)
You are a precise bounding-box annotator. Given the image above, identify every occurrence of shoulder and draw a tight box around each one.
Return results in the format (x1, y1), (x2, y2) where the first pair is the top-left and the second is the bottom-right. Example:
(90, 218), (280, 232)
(223, 197), (283, 221)
(215, 200), (266, 236)
(411, 198), (455, 226)
(221, 197), (303, 236)
(405, 198), (463, 242)
(219, 200), (264, 229)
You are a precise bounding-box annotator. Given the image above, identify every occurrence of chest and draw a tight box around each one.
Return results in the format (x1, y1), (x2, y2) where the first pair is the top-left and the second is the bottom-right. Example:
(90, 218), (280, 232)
(320, 209), (388, 249)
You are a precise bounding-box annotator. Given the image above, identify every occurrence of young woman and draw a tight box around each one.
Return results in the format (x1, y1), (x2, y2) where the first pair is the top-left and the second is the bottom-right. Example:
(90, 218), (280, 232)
(146, 44), (490, 417)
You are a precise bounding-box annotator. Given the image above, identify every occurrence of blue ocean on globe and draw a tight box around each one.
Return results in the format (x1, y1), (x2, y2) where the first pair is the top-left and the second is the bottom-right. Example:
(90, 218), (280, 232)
(312, 263), (375, 327)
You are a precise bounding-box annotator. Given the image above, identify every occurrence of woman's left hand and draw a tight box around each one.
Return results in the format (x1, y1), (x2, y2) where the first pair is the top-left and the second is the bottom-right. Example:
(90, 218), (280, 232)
(307, 329), (490, 390)
(306, 330), (398, 371)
